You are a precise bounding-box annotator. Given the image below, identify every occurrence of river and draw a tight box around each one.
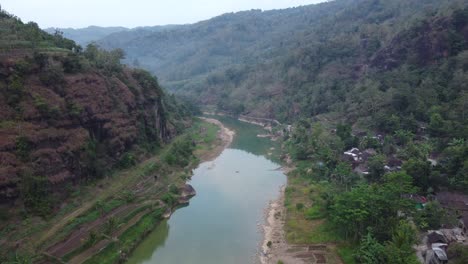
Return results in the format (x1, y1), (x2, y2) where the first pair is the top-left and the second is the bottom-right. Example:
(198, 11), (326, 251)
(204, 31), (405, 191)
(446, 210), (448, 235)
(126, 116), (287, 264)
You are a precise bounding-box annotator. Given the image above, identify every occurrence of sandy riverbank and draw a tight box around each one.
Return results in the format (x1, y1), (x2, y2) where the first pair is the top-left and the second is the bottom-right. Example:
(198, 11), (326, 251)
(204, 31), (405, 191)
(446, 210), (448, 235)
(199, 117), (235, 162)
(260, 166), (310, 264)
(259, 165), (344, 264)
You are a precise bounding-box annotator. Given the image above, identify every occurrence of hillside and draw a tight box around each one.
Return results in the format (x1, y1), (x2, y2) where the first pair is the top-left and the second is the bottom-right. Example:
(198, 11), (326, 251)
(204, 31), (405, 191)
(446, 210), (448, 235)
(0, 9), (191, 210)
(94, 0), (467, 120)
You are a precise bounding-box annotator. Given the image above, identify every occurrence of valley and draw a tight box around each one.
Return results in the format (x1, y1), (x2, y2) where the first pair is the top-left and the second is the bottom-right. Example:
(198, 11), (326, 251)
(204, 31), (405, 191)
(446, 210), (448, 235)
(1, 0), (468, 263)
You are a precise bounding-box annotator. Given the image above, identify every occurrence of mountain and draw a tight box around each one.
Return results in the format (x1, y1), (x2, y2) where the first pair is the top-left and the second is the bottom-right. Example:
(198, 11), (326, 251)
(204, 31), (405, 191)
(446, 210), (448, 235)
(44, 26), (129, 46)
(45, 25), (183, 46)
(93, 0), (467, 123)
(0, 10), (190, 208)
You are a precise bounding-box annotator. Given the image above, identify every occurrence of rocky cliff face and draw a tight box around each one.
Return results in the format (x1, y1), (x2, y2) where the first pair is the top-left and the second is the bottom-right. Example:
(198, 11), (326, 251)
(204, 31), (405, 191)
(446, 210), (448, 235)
(0, 53), (180, 203)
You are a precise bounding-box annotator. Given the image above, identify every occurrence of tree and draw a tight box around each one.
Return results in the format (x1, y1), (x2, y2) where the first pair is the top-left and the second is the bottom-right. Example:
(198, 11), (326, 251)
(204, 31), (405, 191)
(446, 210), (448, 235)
(414, 201), (447, 230)
(333, 162), (358, 190)
(394, 130), (413, 146)
(337, 123), (357, 149)
(402, 158), (431, 192)
(20, 170), (52, 216)
(330, 172), (416, 241)
(384, 220), (419, 264)
(355, 231), (386, 264)
(429, 112), (446, 136)
(367, 154), (386, 182)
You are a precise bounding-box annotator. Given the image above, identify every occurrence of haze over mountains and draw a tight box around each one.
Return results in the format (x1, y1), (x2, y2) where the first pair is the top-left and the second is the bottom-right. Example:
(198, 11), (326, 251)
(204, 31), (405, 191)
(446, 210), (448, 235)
(44, 25), (183, 46)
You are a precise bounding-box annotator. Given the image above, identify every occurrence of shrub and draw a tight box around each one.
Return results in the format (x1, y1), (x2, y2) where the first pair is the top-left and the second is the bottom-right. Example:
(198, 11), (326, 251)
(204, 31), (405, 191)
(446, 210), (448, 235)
(448, 244), (468, 264)
(305, 205), (325, 220)
(296, 203), (304, 211)
(20, 170), (52, 216)
(62, 54), (82, 73)
(33, 52), (49, 68)
(66, 101), (83, 117)
(118, 153), (136, 169)
(39, 67), (65, 86)
(14, 59), (34, 75)
(161, 193), (176, 207)
(169, 184), (179, 195)
(15, 136), (30, 161)
(5, 75), (24, 106)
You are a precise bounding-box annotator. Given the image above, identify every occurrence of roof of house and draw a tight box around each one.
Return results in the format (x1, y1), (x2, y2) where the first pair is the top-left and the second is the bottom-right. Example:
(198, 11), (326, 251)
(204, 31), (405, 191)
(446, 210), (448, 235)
(433, 247), (448, 261)
(436, 192), (468, 211)
(427, 231), (447, 244)
(402, 194), (427, 204)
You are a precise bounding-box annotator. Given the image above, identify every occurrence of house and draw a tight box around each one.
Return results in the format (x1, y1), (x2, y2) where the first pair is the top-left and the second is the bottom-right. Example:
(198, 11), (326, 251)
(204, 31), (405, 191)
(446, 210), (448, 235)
(360, 148), (377, 162)
(436, 192), (468, 230)
(402, 194), (428, 209)
(385, 157), (403, 172)
(427, 231), (447, 244)
(343, 148), (360, 162)
(431, 243), (448, 264)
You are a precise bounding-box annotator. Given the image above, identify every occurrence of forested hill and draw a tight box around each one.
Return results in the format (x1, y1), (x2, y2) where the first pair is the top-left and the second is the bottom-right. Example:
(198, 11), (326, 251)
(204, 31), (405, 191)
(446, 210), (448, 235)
(93, 0), (468, 121)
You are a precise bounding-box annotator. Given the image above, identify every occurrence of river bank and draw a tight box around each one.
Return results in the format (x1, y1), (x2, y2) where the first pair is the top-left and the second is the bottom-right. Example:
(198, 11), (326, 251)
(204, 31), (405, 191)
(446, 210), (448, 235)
(125, 116), (286, 264)
(0, 118), (233, 264)
(198, 117), (235, 161)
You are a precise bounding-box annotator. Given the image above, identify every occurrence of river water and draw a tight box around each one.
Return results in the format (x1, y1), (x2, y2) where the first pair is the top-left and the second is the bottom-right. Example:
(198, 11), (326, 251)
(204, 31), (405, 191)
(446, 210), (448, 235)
(126, 117), (287, 264)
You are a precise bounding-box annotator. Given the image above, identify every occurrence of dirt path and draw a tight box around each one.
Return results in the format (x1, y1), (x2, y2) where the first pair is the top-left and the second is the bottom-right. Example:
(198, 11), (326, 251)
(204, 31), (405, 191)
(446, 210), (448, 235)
(198, 117), (235, 162)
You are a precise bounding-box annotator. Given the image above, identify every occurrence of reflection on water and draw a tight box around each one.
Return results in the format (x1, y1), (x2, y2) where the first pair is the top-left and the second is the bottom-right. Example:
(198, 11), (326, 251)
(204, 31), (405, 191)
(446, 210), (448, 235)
(126, 117), (286, 264)
(214, 115), (281, 160)
(127, 220), (169, 263)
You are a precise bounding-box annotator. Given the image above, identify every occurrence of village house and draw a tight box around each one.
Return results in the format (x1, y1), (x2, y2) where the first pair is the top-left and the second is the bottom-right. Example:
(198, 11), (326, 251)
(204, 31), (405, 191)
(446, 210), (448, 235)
(436, 192), (468, 232)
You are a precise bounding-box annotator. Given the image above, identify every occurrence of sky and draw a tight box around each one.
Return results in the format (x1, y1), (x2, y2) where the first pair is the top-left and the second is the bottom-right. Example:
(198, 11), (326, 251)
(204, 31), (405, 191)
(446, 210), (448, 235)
(1, 0), (327, 29)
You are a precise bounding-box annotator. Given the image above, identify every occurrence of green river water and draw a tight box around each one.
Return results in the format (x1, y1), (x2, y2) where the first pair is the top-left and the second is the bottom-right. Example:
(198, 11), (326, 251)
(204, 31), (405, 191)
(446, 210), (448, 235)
(126, 117), (287, 264)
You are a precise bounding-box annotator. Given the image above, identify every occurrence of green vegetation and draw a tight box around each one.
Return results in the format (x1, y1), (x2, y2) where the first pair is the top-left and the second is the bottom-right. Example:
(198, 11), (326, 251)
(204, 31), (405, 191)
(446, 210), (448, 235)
(0, 116), (219, 263)
(20, 170), (52, 216)
(83, 209), (164, 264)
(2, 0), (468, 263)
(15, 135), (30, 161)
(284, 112), (466, 262)
(448, 244), (468, 264)
(163, 136), (195, 167)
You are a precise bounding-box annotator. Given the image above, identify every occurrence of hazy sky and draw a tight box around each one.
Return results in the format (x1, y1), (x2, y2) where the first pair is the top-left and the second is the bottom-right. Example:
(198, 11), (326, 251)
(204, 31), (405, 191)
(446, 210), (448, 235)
(1, 0), (327, 29)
